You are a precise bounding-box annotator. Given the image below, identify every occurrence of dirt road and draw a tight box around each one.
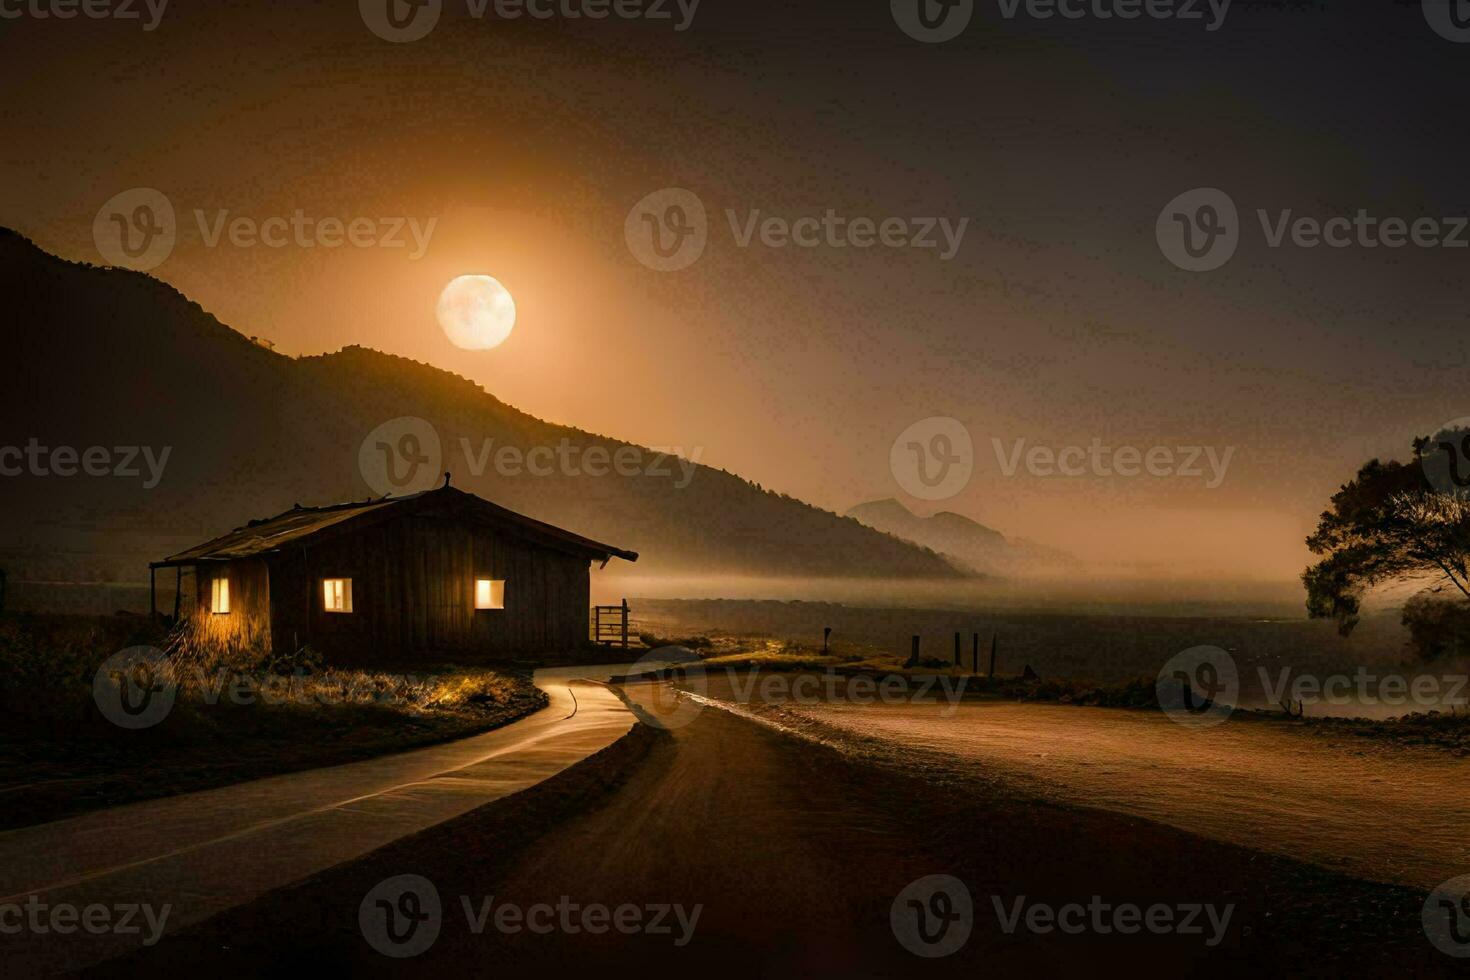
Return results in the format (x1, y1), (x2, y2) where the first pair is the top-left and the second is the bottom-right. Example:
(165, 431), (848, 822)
(97, 681), (1455, 978)
(712, 688), (1470, 890)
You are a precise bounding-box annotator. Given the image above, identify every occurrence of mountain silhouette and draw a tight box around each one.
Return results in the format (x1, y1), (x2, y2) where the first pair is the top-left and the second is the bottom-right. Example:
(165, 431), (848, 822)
(0, 228), (961, 602)
(846, 498), (1067, 576)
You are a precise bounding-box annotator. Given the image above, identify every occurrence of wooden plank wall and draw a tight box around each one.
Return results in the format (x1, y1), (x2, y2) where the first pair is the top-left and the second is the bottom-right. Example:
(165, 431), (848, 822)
(188, 558), (272, 655)
(264, 510), (592, 663)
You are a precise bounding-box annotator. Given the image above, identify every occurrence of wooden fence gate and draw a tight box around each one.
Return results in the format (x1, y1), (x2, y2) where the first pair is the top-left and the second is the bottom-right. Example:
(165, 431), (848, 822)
(592, 599), (630, 648)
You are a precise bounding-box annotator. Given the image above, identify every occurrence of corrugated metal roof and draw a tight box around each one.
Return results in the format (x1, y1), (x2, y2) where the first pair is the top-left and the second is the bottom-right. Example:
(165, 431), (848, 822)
(154, 487), (637, 566)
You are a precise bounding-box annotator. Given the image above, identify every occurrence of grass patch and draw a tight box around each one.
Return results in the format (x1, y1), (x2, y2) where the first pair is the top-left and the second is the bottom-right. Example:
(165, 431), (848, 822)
(638, 631), (715, 650)
(0, 613), (547, 829)
(1230, 706), (1470, 754)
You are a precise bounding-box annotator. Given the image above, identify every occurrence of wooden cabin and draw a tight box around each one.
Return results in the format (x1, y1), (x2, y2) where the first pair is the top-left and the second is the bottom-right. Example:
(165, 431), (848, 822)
(151, 484), (637, 662)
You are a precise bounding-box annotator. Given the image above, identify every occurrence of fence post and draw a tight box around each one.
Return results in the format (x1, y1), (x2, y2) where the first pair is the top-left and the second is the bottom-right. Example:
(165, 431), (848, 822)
(905, 635), (919, 668)
(954, 632), (960, 666)
(988, 634), (998, 678)
(972, 633), (978, 674)
(823, 626), (832, 654)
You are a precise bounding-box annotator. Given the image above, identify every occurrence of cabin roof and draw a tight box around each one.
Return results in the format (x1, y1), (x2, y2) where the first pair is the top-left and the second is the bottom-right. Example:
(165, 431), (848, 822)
(153, 485), (638, 567)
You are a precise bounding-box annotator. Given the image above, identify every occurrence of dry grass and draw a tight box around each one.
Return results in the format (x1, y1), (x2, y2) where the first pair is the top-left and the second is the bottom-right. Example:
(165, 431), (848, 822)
(0, 612), (548, 829)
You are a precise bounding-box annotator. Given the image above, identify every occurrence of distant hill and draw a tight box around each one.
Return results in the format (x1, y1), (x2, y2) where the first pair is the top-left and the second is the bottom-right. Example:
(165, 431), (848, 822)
(0, 228), (962, 605)
(846, 498), (1067, 576)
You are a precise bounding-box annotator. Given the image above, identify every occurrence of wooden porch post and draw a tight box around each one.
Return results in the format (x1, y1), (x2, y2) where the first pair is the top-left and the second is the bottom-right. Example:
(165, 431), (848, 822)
(621, 598), (629, 649)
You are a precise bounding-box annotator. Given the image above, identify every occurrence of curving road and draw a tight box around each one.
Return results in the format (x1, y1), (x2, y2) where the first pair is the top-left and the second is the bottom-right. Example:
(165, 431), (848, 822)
(0, 668), (637, 974)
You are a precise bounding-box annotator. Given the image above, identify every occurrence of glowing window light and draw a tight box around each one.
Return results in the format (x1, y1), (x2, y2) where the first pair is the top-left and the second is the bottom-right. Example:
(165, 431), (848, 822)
(475, 578), (505, 610)
(210, 577), (230, 615)
(323, 578), (353, 613)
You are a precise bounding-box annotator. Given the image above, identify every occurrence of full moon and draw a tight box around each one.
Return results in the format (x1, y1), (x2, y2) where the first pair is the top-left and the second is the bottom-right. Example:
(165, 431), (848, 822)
(437, 275), (516, 350)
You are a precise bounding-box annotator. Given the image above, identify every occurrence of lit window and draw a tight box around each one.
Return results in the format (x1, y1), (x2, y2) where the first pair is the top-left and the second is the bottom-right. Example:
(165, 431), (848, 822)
(210, 577), (230, 615)
(475, 578), (505, 610)
(323, 578), (353, 613)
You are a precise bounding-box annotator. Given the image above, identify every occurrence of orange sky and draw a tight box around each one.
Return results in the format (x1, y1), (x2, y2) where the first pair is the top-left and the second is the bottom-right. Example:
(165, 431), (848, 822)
(3, 3), (1464, 585)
